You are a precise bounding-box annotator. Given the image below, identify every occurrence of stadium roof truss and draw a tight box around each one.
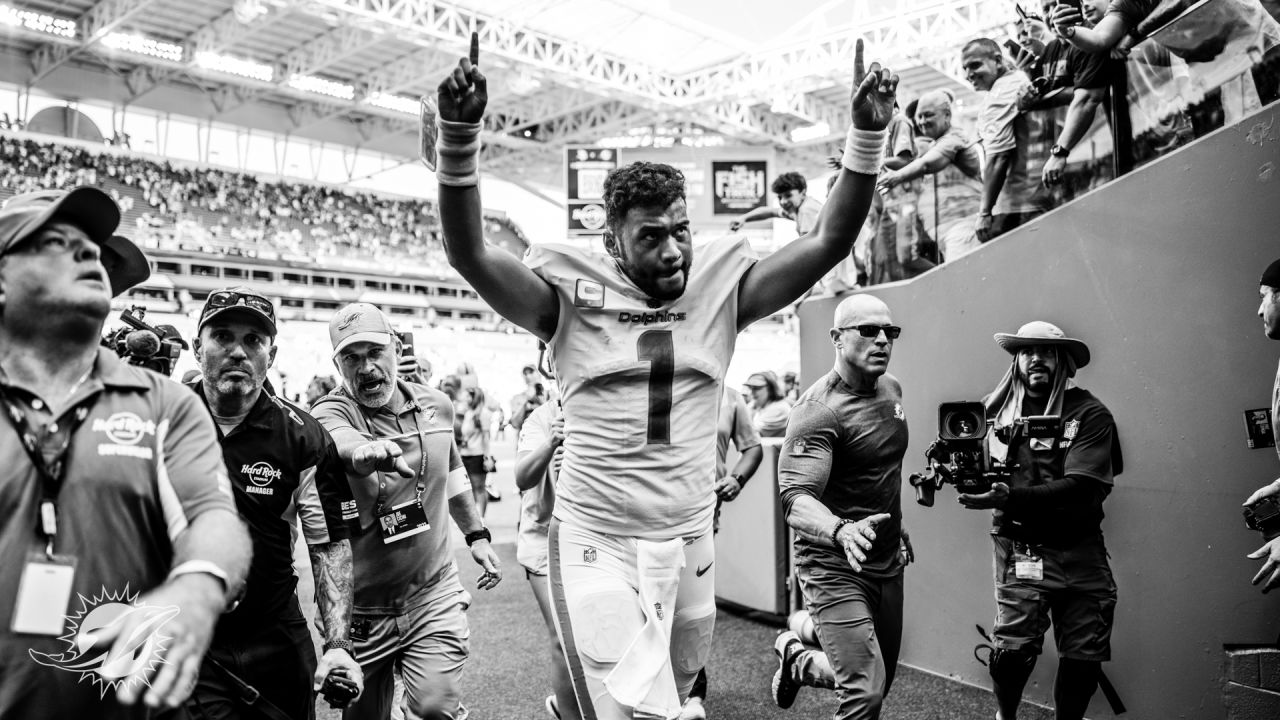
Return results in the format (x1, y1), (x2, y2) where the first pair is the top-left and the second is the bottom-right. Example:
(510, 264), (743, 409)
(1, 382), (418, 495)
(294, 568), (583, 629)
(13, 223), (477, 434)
(0, 0), (1013, 181)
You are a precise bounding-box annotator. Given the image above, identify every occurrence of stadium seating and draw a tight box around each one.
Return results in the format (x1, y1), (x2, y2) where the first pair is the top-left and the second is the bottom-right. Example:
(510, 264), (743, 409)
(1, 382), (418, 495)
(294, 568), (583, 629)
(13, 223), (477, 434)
(0, 134), (528, 278)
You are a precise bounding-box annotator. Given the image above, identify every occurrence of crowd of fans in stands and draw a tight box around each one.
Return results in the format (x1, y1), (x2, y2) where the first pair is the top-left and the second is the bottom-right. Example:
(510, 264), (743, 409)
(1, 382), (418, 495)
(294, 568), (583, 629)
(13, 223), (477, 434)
(0, 135), (527, 278)
(841, 0), (1280, 286)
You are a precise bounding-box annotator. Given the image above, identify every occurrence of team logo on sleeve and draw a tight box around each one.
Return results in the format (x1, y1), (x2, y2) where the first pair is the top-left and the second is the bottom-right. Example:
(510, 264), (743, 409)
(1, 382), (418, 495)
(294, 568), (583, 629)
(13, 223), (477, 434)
(574, 280), (605, 308)
(894, 403), (905, 421)
(1063, 420), (1079, 440)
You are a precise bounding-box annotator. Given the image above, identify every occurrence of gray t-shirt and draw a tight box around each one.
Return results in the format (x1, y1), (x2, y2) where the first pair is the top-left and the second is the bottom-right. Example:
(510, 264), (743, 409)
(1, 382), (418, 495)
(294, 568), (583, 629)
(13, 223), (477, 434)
(778, 371), (909, 578)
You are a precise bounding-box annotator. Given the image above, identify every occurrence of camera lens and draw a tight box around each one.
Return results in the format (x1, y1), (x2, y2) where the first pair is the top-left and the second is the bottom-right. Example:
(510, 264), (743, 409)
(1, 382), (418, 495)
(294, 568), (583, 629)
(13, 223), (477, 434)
(946, 410), (982, 439)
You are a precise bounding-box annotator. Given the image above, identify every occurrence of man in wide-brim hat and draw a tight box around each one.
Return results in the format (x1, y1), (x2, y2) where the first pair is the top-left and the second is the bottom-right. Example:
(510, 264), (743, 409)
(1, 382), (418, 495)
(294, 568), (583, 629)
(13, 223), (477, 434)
(1243, 258), (1280, 593)
(958, 320), (1123, 720)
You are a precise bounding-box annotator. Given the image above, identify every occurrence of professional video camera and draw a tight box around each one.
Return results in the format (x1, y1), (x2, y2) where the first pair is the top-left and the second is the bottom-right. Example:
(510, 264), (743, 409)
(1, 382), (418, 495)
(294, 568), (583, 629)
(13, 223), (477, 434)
(102, 306), (188, 377)
(908, 401), (1059, 507)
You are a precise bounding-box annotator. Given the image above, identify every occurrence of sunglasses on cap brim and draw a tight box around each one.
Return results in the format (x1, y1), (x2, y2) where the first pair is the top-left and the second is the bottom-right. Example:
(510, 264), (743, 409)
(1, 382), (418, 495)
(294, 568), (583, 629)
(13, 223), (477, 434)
(206, 290), (275, 321)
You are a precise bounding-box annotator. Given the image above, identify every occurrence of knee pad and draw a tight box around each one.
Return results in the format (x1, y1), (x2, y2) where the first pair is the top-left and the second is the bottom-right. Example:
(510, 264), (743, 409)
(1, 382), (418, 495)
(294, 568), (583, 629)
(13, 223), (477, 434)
(567, 586), (644, 670)
(787, 609), (819, 647)
(670, 604), (715, 674)
(988, 648), (1037, 685)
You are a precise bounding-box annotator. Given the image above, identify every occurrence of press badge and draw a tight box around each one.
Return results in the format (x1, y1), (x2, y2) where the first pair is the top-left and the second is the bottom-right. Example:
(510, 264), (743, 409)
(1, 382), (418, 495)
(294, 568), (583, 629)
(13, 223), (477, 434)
(11, 553), (76, 636)
(377, 498), (430, 544)
(1014, 552), (1044, 581)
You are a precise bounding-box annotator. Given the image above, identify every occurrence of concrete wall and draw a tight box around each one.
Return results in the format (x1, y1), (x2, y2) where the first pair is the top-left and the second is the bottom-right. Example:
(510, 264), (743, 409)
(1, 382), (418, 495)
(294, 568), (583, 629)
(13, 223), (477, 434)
(795, 102), (1280, 719)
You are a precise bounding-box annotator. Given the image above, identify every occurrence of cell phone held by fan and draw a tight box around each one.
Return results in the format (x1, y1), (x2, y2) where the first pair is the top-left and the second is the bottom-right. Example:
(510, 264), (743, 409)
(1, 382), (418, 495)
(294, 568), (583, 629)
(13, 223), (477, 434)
(1058, 0), (1085, 21)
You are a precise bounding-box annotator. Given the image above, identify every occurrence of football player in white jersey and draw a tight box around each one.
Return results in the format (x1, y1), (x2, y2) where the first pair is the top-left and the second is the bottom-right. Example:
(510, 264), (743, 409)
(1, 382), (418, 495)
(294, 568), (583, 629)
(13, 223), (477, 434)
(432, 33), (898, 720)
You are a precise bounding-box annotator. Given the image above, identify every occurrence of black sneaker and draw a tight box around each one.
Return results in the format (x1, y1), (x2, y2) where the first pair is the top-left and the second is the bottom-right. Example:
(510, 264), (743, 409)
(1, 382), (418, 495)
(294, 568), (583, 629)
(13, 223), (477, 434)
(772, 630), (804, 709)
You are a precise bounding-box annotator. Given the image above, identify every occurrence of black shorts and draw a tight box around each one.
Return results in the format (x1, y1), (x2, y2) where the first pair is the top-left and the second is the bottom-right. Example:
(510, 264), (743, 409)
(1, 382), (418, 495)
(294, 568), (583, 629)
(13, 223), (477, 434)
(462, 454), (488, 476)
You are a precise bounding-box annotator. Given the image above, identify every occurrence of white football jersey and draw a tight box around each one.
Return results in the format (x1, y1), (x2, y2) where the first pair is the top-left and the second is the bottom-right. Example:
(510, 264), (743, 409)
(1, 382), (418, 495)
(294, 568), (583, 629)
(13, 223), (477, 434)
(525, 236), (757, 538)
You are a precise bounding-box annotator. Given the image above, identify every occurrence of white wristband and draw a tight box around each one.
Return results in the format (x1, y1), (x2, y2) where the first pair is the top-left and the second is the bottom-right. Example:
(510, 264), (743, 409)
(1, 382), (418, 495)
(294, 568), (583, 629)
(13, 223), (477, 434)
(169, 560), (238, 611)
(436, 118), (481, 187)
(841, 126), (887, 176)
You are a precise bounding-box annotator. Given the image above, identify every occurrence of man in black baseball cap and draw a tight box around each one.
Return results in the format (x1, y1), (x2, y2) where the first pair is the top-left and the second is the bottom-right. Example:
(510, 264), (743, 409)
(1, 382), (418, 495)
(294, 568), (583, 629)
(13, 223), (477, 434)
(0, 187), (149, 296)
(1244, 259), (1280, 593)
(187, 286), (364, 718)
(197, 286), (279, 336)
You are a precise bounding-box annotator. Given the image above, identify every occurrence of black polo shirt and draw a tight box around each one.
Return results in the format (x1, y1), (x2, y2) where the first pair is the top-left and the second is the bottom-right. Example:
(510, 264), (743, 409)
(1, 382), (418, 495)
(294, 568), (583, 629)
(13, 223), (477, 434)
(190, 380), (358, 634)
(993, 387), (1123, 547)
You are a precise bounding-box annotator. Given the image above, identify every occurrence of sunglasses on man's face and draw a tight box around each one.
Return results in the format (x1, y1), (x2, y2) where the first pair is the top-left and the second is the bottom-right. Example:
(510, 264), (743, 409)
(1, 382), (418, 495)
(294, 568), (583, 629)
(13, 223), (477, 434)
(836, 324), (902, 340)
(206, 290), (275, 320)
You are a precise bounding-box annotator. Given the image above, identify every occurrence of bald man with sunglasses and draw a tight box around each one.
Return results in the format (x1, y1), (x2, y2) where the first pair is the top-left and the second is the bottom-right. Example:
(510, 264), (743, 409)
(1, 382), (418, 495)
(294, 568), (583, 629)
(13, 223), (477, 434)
(775, 294), (911, 719)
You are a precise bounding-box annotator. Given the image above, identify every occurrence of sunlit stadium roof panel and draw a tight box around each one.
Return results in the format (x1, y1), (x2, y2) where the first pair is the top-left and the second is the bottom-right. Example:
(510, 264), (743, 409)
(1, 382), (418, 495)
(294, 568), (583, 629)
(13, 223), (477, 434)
(0, 0), (1008, 182)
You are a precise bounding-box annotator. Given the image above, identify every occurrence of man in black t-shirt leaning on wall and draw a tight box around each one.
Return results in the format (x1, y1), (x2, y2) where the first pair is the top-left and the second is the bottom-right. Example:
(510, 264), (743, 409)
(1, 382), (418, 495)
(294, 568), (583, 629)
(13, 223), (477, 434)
(956, 320), (1123, 720)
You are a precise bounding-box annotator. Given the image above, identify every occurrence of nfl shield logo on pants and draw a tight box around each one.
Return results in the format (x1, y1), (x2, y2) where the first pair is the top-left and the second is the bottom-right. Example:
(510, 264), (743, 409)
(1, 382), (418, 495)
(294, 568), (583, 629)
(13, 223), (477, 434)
(584, 547), (597, 564)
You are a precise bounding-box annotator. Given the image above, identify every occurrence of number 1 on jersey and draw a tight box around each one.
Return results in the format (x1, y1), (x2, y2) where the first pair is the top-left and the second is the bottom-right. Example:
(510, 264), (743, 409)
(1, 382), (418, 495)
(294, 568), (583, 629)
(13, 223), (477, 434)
(637, 330), (674, 444)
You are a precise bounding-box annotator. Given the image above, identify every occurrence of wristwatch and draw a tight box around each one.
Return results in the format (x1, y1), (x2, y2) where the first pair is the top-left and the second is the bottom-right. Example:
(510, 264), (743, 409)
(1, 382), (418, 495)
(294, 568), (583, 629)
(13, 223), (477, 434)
(465, 528), (492, 546)
(1050, 144), (1070, 158)
(324, 639), (354, 654)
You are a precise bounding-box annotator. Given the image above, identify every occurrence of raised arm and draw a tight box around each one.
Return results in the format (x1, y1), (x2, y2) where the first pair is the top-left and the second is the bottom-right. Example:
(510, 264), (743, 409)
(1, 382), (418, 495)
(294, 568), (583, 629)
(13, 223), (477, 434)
(435, 33), (558, 341)
(879, 145), (952, 190)
(730, 206), (784, 231)
(1054, 5), (1129, 55)
(737, 39), (898, 328)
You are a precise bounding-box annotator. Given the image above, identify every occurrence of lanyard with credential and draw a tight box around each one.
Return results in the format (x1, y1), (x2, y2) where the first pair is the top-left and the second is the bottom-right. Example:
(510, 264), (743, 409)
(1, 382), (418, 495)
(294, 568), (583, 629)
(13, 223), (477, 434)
(0, 386), (93, 558)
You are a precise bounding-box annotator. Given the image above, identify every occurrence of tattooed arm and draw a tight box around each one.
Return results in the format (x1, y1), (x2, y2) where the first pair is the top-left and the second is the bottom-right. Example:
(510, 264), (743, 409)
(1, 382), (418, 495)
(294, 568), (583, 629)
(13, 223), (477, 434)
(309, 539), (364, 694)
(309, 539), (353, 646)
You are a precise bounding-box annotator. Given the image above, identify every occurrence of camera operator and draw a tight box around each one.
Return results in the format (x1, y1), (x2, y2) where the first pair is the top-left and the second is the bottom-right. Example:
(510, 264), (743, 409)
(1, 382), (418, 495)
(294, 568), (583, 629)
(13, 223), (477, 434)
(956, 321), (1122, 720)
(0, 187), (250, 719)
(1243, 258), (1280, 592)
(102, 303), (189, 377)
(185, 287), (364, 719)
(776, 294), (910, 718)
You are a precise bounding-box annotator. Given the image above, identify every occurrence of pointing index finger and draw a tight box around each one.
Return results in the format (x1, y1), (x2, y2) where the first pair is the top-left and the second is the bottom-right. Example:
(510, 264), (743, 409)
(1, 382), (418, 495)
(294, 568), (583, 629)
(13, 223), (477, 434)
(853, 38), (865, 86)
(469, 31), (479, 67)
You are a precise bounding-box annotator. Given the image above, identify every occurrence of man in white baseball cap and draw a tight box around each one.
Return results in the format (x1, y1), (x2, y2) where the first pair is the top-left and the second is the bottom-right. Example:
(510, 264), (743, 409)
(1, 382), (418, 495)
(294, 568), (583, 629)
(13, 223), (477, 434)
(311, 302), (500, 720)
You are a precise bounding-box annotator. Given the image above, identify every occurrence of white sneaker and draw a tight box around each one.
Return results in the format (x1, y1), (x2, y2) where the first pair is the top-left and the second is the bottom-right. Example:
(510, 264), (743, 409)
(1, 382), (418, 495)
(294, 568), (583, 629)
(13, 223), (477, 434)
(545, 694), (562, 719)
(679, 696), (707, 720)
